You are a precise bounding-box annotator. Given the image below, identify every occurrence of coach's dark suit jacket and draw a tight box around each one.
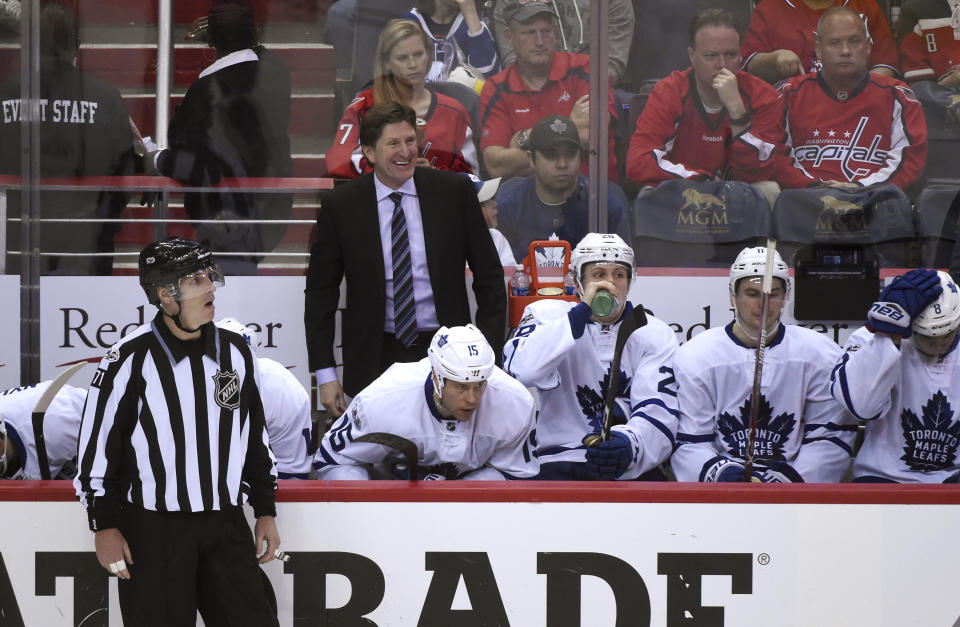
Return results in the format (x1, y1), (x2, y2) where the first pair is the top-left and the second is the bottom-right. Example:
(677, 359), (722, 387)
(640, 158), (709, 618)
(305, 167), (507, 396)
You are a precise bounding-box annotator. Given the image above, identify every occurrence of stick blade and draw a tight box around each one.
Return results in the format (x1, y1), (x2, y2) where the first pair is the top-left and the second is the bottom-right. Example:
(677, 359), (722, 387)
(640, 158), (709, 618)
(354, 432), (419, 481)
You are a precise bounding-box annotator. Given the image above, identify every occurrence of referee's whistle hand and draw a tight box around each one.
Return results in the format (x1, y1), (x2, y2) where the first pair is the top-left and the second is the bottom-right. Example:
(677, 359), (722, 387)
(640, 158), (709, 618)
(95, 528), (134, 580)
(255, 516), (281, 564)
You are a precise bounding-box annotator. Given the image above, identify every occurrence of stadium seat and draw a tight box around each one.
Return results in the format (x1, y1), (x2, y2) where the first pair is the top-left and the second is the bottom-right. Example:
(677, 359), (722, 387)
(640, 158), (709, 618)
(916, 185), (960, 268)
(771, 184), (919, 268)
(631, 179), (769, 267)
(910, 82), (960, 185)
(427, 81), (481, 132)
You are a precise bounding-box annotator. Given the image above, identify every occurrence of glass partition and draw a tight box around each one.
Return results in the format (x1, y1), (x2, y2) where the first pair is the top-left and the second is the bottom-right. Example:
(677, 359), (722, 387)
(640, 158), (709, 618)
(2, 0), (956, 385)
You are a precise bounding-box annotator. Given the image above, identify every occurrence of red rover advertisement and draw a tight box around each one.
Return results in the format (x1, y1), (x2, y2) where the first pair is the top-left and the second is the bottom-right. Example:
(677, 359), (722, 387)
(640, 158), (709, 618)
(1, 481), (959, 626)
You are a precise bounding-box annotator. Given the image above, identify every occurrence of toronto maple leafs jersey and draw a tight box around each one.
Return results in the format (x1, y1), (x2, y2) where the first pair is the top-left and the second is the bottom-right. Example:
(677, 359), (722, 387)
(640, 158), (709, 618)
(832, 327), (960, 482)
(257, 357), (314, 479)
(313, 359), (538, 480)
(672, 323), (857, 483)
(502, 299), (679, 480)
(0, 382), (86, 480)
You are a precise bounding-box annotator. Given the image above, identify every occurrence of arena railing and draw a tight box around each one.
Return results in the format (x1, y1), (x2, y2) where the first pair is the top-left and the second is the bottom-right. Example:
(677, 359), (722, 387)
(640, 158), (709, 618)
(0, 174), (334, 382)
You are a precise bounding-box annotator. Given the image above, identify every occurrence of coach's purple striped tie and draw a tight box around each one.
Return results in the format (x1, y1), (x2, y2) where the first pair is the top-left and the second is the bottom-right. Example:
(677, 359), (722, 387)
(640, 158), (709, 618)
(390, 192), (418, 348)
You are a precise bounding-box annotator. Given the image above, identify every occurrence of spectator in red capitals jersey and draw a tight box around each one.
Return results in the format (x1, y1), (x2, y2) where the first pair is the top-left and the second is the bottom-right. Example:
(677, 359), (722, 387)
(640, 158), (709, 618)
(742, 0), (898, 84)
(626, 8), (784, 197)
(776, 7), (928, 190)
(326, 19), (478, 178)
(477, 0), (618, 181)
(896, 0), (960, 88)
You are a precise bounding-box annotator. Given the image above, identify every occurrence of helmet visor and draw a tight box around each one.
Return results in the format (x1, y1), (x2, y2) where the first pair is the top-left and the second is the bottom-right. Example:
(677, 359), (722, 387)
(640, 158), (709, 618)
(177, 265), (224, 300)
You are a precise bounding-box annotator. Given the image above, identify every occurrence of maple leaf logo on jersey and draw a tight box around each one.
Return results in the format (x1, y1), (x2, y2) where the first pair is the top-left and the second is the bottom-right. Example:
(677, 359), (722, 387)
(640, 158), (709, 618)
(576, 369), (631, 432)
(717, 394), (796, 461)
(899, 391), (960, 471)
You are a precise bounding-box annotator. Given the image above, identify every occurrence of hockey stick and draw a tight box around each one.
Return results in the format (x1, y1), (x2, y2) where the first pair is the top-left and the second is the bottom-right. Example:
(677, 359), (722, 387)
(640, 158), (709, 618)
(743, 240), (777, 482)
(32, 362), (87, 480)
(583, 304), (648, 447)
(354, 432), (419, 482)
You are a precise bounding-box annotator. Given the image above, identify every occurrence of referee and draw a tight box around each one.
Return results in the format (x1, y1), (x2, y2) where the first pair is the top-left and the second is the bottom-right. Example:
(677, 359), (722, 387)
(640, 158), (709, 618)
(74, 237), (281, 626)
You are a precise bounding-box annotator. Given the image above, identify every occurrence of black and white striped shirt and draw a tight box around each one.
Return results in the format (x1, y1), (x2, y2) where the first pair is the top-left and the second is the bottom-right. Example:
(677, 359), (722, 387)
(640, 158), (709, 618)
(74, 313), (277, 532)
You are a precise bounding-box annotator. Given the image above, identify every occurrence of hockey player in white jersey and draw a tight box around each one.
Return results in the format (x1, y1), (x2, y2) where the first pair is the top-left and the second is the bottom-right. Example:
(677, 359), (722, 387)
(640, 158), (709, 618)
(217, 318), (314, 478)
(313, 325), (538, 480)
(831, 269), (960, 483)
(671, 247), (857, 483)
(0, 381), (86, 480)
(503, 233), (679, 480)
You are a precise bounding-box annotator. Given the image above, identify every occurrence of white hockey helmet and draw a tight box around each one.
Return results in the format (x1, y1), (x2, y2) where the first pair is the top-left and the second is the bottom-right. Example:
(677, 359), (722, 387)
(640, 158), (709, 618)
(913, 271), (960, 337)
(729, 246), (791, 302)
(216, 317), (259, 350)
(571, 233), (635, 284)
(428, 324), (495, 394)
(0, 413), (7, 477)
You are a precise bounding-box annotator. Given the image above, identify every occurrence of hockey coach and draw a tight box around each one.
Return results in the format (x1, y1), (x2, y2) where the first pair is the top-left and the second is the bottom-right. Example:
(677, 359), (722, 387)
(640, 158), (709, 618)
(306, 100), (507, 419)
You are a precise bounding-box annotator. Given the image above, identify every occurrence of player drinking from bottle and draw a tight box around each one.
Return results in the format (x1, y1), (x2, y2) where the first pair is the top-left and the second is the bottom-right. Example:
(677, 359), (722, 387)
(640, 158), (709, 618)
(671, 246), (857, 483)
(832, 269), (960, 483)
(503, 233), (679, 480)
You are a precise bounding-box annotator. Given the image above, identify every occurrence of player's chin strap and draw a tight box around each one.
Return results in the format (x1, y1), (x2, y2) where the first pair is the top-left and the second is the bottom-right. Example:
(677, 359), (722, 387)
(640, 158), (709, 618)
(735, 310), (780, 345)
(160, 299), (203, 334)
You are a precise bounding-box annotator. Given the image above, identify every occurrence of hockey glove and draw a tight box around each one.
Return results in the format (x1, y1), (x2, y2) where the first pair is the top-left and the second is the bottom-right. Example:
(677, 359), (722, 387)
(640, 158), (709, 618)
(584, 431), (632, 480)
(867, 269), (942, 338)
(701, 456), (763, 482)
(755, 460), (804, 483)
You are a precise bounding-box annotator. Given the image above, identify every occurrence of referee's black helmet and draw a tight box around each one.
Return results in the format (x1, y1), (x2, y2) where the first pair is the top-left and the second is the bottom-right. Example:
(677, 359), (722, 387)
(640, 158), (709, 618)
(139, 237), (216, 306)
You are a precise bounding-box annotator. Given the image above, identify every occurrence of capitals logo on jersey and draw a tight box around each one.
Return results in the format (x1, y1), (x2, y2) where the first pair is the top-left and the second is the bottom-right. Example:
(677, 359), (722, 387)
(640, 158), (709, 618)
(576, 369), (631, 432)
(791, 116), (888, 182)
(717, 393), (796, 461)
(900, 391), (960, 471)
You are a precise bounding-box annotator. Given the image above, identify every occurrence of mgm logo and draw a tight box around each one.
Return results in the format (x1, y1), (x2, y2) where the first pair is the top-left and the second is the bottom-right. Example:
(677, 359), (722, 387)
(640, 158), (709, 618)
(815, 195), (867, 233)
(676, 188), (730, 233)
(947, 94), (960, 125)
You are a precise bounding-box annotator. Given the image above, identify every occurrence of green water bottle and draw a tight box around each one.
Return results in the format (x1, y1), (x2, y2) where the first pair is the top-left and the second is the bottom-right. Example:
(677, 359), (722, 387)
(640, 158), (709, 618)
(591, 289), (617, 318)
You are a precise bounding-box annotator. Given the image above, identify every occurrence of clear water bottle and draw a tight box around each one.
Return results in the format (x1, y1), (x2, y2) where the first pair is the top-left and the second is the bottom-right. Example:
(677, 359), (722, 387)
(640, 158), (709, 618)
(510, 264), (531, 297)
(591, 289), (617, 318)
(563, 264), (577, 295)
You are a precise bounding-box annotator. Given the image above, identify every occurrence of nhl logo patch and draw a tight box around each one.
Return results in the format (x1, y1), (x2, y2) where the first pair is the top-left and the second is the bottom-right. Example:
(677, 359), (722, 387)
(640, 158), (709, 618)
(104, 347), (120, 363)
(352, 405), (362, 431)
(212, 369), (241, 410)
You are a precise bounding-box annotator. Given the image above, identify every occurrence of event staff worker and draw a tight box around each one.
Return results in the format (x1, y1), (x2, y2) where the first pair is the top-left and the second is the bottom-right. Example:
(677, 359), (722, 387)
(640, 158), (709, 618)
(671, 247), (857, 483)
(626, 8), (784, 189)
(477, 0), (619, 181)
(0, 382), (86, 480)
(306, 101), (507, 419)
(775, 6), (928, 190)
(832, 269), (960, 483)
(503, 233), (679, 480)
(0, 2), (134, 275)
(314, 325), (539, 480)
(74, 237), (281, 627)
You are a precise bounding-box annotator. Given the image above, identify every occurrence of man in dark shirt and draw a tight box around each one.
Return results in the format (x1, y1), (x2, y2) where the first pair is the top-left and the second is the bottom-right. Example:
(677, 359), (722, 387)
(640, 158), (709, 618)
(0, 2), (134, 274)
